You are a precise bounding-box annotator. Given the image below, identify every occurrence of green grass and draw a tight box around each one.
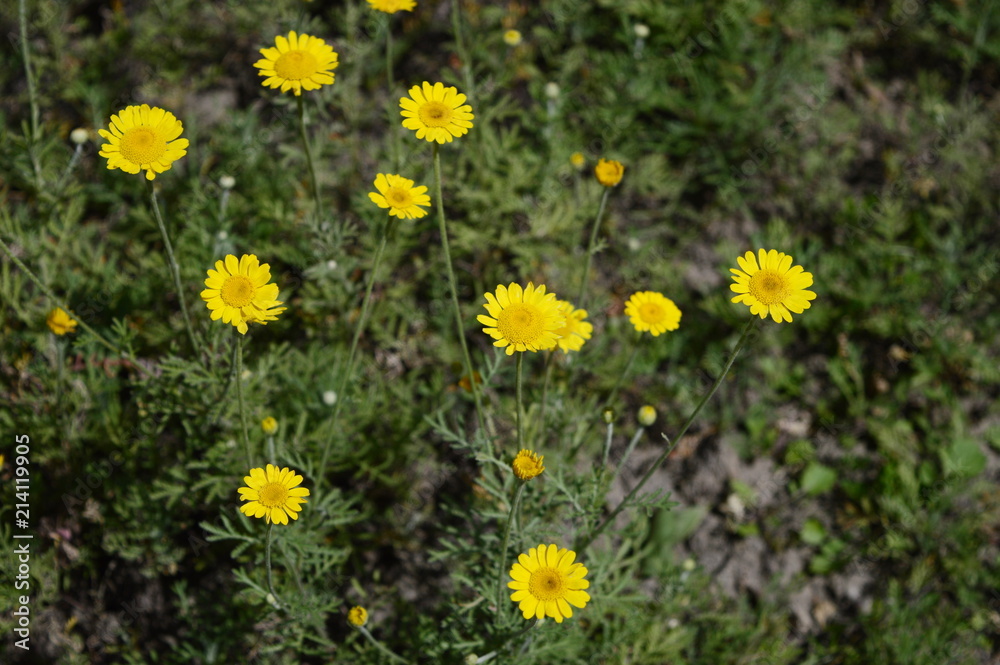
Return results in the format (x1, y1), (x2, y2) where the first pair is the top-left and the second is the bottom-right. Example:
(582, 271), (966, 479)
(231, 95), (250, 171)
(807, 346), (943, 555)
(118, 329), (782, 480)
(1, 0), (999, 663)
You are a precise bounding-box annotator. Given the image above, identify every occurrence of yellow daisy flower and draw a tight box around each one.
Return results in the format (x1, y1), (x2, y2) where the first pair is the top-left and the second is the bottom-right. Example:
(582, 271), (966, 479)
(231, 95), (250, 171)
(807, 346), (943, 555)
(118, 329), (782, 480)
(594, 158), (624, 187)
(201, 254), (286, 335)
(254, 31), (339, 96)
(625, 291), (681, 336)
(512, 449), (545, 480)
(347, 605), (369, 626)
(238, 464), (310, 525)
(368, 173), (431, 219)
(508, 544), (590, 623)
(400, 81), (475, 144)
(98, 104), (189, 181)
(478, 282), (564, 355)
(552, 300), (592, 353)
(367, 0), (416, 12)
(46, 307), (78, 336)
(729, 249), (816, 323)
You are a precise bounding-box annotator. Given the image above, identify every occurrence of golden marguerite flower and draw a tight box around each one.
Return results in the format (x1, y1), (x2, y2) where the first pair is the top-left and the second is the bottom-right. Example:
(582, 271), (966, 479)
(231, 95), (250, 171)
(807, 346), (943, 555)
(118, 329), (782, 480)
(368, 173), (431, 219)
(347, 605), (369, 627)
(730, 249), (816, 323)
(46, 307), (77, 336)
(594, 158), (624, 187)
(238, 464), (310, 525)
(254, 31), (339, 96)
(552, 300), (593, 353)
(625, 291), (681, 336)
(400, 82), (474, 144)
(201, 254), (286, 335)
(508, 544), (590, 623)
(367, 0), (415, 12)
(478, 282), (564, 355)
(98, 104), (189, 181)
(512, 449), (545, 480)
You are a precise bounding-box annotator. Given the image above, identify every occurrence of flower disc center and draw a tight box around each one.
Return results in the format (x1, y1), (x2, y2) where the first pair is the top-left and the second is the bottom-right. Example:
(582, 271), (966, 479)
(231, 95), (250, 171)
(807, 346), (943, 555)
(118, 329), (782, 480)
(386, 187), (412, 207)
(639, 302), (663, 322)
(497, 304), (543, 344)
(418, 101), (453, 127)
(274, 50), (320, 80)
(259, 482), (290, 507)
(749, 270), (790, 305)
(120, 127), (166, 165)
(220, 275), (255, 308)
(528, 567), (567, 601)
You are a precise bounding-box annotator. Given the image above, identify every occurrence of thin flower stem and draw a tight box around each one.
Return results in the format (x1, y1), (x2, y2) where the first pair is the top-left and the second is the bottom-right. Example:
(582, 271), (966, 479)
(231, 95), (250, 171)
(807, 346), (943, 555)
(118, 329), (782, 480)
(266, 435), (276, 465)
(576, 187), (611, 310)
(319, 219), (393, 481)
(358, 626), (411, 664)
(537, 349), (556, 441)
(147, 181), (201, 357)
(476, 619), (540, 663)
(264, 523), (284, 609)
(606, 337), (640, 408)
(515, 352), (524, 451)
(296, 95), (323, 225)
(18, 0), (41, 187)
(432, 144), (487, 436)
(449, 0), (475, 97)
(612, 426), (646, 485)
(601, 420), (614, 468)
(385, 23), (401, 172)
(494, 481), (526, 627)
(235, 334), (252, 469)
(577, 317), (757, 553)
(0, 235), (126, 359)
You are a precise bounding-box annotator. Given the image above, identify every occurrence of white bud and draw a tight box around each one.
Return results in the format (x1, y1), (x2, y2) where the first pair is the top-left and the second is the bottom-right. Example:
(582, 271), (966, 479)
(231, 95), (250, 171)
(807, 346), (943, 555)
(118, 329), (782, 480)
(70, 128), (90, 145)
(322, 390), (337, 406)
(326, 259), (338, 270)
(219, 175), (236, 190)
(634, 23), (650, 39)
(544, 82), (560, 99)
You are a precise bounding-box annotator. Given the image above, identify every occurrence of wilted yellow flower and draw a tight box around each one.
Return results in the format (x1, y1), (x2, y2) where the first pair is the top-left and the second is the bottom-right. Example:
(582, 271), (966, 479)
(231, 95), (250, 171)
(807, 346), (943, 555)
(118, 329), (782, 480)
(98, 104), (189, 181)
(594, 158), (624, 187)
(512, 449), (545, 480)
(729, 249), (816, 323)
(46, 308), (77, 336)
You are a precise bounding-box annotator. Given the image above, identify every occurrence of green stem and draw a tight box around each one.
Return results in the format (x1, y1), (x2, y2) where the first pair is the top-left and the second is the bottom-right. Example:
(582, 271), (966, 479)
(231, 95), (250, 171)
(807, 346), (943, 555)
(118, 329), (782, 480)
(537, 349), (556, 443)
(18, 0), (41, 188)
(601, 420), (614, 468)
(576, 187), (611, 309)
(515, 351), (524, 451)
(319, 218), (393, 482)
(147, 181), (201, 357)
(358, 626), (411, 664)
(612, 426), (645, 485)
(264, 523), (284, 609)
(449, 0), (475, 97)
(0, 235), (124, 358)
(266, 435), (276, 465)
(577, 317), (757, 552)
(296, 95), (323, 225)
(433, 144), (487, 436)
(385, 23), (401, 172)
(494, 481), (526, 626)
(235, 334), (252, 468)
(606, 338), (640, 408)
